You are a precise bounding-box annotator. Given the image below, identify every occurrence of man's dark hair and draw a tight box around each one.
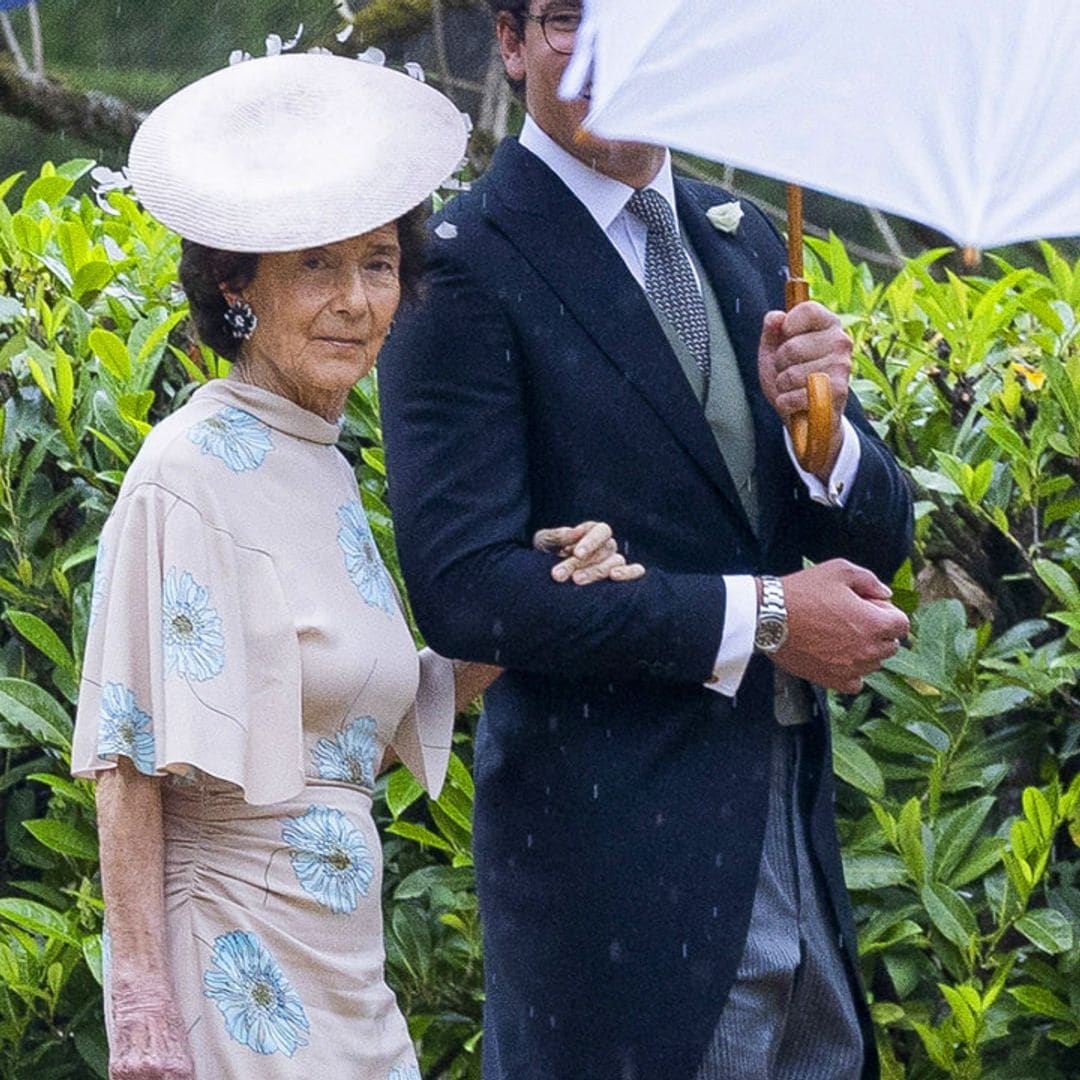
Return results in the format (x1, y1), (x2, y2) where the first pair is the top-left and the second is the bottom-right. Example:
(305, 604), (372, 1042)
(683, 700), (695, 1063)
(485, 1), (530, 97)
(485, 0), (529, 27)
(178, 204), (428, 362)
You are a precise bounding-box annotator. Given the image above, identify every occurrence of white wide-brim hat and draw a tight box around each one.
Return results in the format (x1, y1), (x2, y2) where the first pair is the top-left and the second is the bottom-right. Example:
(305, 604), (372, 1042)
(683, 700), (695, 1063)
(128, 53), (468, 253)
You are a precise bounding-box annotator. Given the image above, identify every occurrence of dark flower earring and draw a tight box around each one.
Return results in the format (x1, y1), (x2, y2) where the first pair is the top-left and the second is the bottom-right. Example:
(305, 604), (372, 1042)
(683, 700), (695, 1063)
(223, 298), (257, 341)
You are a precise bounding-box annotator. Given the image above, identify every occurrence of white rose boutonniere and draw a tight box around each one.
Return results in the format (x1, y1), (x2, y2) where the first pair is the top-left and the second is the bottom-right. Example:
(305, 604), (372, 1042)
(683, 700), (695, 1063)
(707, 201), (744, 234)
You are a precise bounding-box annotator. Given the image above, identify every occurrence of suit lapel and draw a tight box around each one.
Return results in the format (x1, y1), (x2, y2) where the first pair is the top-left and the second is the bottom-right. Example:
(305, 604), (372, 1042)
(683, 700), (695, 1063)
(484, 141), (751, 533)
(677, 182), (789, 550)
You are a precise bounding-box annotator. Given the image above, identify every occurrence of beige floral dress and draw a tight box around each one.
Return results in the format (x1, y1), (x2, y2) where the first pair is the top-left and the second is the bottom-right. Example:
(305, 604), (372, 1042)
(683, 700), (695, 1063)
(72, 379), (453, 1080)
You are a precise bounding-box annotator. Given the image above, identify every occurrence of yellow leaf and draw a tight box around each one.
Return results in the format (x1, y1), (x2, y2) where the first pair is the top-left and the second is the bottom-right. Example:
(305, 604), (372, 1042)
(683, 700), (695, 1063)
(1009, 362), (1046, 390)
(903, 676), (941, 696)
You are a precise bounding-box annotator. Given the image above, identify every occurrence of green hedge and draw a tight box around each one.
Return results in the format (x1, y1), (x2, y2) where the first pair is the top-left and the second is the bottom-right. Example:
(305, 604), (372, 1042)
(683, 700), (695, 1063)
(0, 162), (1076, 1079)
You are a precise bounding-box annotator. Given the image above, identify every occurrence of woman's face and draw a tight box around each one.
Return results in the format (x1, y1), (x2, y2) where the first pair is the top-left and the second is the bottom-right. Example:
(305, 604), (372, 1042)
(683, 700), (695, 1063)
(235, 224), (402, 405)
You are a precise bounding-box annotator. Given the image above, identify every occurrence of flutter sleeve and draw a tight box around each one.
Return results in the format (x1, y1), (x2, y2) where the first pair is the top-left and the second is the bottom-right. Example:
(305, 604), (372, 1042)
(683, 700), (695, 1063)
(72, 482), (305, 805)
(389, 647), (455, 800)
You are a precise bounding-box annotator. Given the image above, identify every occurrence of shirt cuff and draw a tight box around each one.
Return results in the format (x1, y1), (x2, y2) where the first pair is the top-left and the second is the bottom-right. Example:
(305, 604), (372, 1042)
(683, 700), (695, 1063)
(705, 575), (756, 697)
(784, 416), (861, 507)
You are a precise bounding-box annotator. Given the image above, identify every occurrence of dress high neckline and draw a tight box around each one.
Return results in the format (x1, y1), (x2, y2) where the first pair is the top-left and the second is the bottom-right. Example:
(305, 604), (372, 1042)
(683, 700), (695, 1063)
(196, 379), (342, 446)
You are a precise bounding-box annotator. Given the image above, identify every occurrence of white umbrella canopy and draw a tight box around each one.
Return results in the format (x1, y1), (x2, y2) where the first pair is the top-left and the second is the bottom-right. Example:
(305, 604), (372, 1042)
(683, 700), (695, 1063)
(565, 0), (1080, 250)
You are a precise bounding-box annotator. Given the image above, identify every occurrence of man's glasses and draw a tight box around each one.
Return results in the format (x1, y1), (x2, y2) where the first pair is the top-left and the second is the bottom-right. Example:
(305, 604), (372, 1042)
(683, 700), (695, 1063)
(523, 9), (581, 56)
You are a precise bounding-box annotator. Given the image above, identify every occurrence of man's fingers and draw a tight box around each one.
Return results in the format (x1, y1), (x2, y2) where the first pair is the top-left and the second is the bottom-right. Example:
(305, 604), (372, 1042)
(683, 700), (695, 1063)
(759, 309), (787, 351)
(781, 300), (839, 337)
(609, 562), (646, 581)
(772, 328), (849, 376)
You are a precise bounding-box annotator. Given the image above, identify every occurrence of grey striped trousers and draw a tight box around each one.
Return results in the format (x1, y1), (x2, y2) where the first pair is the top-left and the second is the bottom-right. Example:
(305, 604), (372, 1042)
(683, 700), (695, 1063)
(695, 725), (864, 1079)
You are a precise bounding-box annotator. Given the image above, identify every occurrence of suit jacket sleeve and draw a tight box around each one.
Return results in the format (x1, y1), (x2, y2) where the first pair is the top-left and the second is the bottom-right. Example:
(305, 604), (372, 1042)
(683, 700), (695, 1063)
(379, 253), (728, 685)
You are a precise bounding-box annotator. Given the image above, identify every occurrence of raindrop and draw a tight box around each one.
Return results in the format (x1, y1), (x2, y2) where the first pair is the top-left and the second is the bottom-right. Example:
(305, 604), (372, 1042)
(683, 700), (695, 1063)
(735, 298), (741, 314)
(547, 715), (558, 732)
(283, 24), (304, 49)
(336, 24), (355, 44)
(609, 940), (623, 962)
(461, 111), (474, 134)
(549, 1015), (557, 1030)
(404, 61), (427, 83)
(529, 1004), (536, 1018)
(582, 704), (590, 719)
(435, 221), (458, 241)
(655, 812), (664, 826)
(712, 906), (719, 918)
(681, 942), (689, 959)
(228, 49), (252, 66)
(265, 33), (283, 56)
(714, 852), (723, 868)
(592, 783), (599, 800)
(526, 833), (533, 848)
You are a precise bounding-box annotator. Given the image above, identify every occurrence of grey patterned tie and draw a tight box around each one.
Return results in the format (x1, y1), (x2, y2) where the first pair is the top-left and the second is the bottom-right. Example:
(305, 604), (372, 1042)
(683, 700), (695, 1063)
(627, 188), (711, 381)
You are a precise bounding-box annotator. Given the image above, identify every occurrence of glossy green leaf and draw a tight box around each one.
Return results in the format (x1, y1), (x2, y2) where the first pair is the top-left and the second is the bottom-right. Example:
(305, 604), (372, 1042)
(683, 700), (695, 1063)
(88, 327), (131, 381)
(833, 732), (885, 797)
(7, 611), (76, 676)
(22, 819), (98, 861)
(0, 898), (79, 945)
(920, 882), (976, 949)
(1015, 909), (1075, 954)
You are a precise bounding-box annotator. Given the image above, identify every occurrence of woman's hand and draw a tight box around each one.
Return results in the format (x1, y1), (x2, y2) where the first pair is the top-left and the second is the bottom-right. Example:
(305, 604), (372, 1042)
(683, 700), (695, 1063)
(109, 983), (194, 1080)
(533, 521), (645, 585)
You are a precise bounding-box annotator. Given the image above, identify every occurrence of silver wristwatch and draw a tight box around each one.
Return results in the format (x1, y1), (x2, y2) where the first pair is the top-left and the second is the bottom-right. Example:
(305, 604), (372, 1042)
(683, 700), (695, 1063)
(753, 575), (788, 654)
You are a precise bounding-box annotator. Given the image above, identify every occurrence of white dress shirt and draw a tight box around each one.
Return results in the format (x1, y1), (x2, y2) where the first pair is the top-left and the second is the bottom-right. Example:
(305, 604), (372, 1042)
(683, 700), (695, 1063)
(518, 117), (861, 695)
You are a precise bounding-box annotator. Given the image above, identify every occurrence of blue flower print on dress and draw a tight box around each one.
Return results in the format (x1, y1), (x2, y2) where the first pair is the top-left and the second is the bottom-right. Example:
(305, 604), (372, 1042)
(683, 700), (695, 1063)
(281, 805), (374, 914)
(336, 500), (395, 616)
(388, 1065), (421, 1080)
(97, 683), (156, 774)
(89, 540), (106, 628)
(188, 407), (273, 472)
(203, 930), (310, 1057)
(311, 716), (379, 789)
(162, 568), (225, 682)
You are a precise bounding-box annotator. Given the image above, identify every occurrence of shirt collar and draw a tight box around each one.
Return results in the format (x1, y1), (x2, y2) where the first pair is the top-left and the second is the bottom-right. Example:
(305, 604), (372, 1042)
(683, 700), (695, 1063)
(518, 114), (679, 232)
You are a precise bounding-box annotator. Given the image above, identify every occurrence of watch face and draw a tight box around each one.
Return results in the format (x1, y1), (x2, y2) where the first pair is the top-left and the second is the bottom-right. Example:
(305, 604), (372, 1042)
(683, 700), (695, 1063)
(755, 617), (788, 652)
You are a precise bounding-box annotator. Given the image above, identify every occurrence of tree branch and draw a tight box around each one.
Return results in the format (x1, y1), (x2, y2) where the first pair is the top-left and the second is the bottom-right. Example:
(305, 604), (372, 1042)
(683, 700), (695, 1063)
(0, 59), (144, 150)
(350, 0), (479, 48)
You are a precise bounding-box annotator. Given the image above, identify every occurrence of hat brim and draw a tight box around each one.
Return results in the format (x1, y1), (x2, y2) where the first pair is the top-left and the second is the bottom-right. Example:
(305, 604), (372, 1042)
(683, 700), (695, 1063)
(128, 54), (468, 253)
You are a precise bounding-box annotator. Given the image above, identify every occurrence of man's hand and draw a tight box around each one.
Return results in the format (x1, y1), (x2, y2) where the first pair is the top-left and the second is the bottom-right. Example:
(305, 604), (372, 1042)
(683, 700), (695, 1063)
(774, 559), (909, 693)
(533, 521), (646, 584)
(758, 302), (852, 479)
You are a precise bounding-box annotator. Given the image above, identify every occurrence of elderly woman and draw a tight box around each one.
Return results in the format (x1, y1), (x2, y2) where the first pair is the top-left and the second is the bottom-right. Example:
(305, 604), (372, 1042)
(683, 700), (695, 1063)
(71, 55), (642, 1080)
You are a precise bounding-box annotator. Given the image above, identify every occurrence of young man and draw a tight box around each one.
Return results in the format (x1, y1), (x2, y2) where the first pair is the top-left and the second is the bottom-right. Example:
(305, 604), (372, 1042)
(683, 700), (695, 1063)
(379, 4), (912, 1076)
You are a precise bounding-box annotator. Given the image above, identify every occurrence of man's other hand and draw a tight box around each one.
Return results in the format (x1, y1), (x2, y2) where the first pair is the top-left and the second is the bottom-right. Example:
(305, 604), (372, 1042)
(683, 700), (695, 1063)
(758, 302), (852, 478)
(775, 559), (909, 693)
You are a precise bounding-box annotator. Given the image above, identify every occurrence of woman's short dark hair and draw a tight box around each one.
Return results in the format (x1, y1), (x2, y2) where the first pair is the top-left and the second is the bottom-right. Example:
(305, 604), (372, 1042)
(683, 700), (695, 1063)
(179, 203), (428, 362)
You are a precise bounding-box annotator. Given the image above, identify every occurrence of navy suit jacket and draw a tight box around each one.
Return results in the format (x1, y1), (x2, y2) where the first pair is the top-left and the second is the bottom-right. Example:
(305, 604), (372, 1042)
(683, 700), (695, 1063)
(380, 138), (911, 1080)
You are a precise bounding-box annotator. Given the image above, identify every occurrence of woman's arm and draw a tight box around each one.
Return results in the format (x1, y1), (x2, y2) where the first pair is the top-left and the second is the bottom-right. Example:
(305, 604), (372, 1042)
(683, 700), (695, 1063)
(96, 759), (194, 1080)
(451, 520), (646, 710)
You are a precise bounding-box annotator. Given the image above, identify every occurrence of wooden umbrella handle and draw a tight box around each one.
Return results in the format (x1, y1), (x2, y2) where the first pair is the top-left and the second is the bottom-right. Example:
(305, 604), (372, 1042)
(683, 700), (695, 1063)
(784, 186), (833, 474)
